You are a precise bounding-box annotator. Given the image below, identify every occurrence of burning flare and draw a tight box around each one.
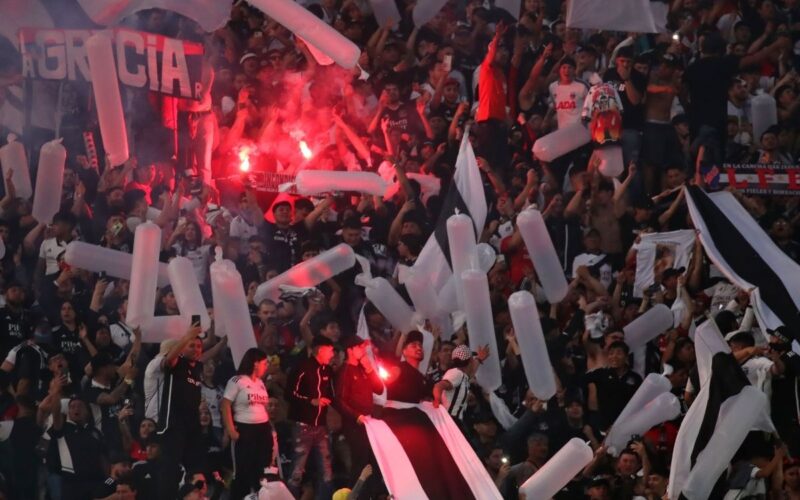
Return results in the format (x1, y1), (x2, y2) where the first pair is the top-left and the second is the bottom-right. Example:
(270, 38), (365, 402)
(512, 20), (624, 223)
(238, 146), (252, 172)
(298, 140), (313, 160)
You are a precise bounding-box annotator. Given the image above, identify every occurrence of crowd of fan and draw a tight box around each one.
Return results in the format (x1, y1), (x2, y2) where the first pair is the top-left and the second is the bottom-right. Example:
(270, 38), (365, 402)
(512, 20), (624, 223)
(2, 0), (800, 499)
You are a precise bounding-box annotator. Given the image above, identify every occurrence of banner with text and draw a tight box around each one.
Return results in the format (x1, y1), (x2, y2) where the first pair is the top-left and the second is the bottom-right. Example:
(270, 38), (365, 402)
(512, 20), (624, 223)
(20, 27), (204, 99)
(710, 163), (800, 195)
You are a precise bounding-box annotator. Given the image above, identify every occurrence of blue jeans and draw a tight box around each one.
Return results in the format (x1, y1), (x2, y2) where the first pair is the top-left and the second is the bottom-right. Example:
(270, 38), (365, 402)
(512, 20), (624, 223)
(288, 423), (332, 500)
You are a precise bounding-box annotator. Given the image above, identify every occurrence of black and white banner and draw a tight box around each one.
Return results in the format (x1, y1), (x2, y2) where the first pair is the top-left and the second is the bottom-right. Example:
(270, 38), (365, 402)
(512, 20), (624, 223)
(668, 319), (774, 499)
(411, 129), (487, 293)
(684, 185), (800, 340)
(364, 402), (502, 500)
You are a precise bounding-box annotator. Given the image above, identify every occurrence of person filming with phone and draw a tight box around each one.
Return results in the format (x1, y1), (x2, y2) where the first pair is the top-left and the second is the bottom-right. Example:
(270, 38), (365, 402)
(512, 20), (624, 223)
(155, 321), (205, 499)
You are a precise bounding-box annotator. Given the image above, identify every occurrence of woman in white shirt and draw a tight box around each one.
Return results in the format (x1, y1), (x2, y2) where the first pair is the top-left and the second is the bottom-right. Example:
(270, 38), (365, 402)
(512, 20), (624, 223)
(221, 348), (274, 499)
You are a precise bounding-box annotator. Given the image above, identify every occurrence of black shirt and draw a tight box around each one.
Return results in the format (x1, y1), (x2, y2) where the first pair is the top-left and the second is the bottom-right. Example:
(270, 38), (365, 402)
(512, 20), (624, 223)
(684, 55), (740, 135)
(131, 459), (158, 499)
(603, 67), (647, 130)
(84, 379), (130, 452)
(157, 356), (202, 432)
(51, 325), (87, 384)
(586, 367), (642, 430)
(386, 361), (429, 403)
(263, 221), (307, 273)
(0, 306), (34, 361)
(6, 343), (48, 397)
(335, 362), (384, 424)
(288, 356), (335, 427)
(92, 477), (118, 499)
(374, 102), (425, 146)
(47, 421), (107, 479)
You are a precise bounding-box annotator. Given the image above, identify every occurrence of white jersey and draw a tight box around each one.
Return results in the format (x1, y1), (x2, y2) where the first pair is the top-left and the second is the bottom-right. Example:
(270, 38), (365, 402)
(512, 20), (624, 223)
(441, 368), (470, 420)
(143, 355), (166, 422)
(223, 375), (269, 424)
(549, 79), (589, 129)
(201, 383), (224, 429)
(229, 215), (259, 251)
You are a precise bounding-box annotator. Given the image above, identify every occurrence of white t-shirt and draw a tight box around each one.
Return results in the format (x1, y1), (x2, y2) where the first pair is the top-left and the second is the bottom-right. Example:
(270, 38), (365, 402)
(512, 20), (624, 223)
(201, 383), (224, 429)
(229, 215), (258, 250)
(39, 238), (68, 275)
(143, 354), (166, 422)
(549, 80), (589, 129)
(441, 368), (470, 420)
(172, 243), (211, 285)
(223, 375), (269, 424)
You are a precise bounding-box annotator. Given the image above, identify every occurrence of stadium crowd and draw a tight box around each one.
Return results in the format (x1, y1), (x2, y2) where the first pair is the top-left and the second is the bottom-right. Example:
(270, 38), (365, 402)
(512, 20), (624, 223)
(1, 0), (800, 499)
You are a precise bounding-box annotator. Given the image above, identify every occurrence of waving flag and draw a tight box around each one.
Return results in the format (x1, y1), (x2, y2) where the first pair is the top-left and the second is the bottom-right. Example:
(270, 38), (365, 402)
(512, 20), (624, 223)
(411, 129), (487, 293)
(668, 319), (775, 499)
(567, 0), (658, 33)
(685, 185), (800, 340)
(77, 0), (229, 31)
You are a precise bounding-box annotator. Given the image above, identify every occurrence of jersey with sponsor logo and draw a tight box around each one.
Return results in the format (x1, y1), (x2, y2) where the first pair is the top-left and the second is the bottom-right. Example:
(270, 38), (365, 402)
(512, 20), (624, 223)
(223, 374), (269, 424)
(157, 356), (202, 433)
(549, 80), (589, 129)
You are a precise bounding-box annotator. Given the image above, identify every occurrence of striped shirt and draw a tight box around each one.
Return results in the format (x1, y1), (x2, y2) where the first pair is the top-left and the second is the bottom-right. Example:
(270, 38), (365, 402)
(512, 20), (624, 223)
(441, 368), (470, 420)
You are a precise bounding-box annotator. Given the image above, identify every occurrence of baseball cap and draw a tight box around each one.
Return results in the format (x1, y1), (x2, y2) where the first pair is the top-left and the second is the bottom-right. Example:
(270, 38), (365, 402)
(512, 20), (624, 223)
(451, 344), (473, 362)
(662, 267), (686, 280)
(239, 52), (258, 65)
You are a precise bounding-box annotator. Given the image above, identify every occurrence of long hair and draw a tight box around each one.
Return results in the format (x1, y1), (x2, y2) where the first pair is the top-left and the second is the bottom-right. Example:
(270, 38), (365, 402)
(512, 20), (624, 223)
(237, 347), (267, 376)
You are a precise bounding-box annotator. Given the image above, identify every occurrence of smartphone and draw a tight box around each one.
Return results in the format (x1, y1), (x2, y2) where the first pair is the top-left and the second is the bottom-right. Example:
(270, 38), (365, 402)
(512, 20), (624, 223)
(501, 456), (509, 464)
(98, 271), (107, 280)
(191, 314), (201, 327)
(110, 220), (124, 236)
(443, 54), (452, 72)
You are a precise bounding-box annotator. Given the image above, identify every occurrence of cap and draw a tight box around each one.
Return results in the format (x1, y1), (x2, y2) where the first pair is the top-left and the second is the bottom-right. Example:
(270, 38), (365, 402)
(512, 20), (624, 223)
(403, 330), (424, 348)
(662, 266), (686, 280)
(341, 336), (366, 350)
(588, 475), (611, 488)
(239, 52), (258, 65)
(725, 329), (755, 344)
(768, 326), (791, 343)
(451, 344), (473, 362)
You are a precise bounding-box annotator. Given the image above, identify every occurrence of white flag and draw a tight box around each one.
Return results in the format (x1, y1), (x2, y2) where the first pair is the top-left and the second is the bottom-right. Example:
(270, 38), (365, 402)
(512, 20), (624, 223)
(77, 0), (229, 32)
(566, 0), (658, 33)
